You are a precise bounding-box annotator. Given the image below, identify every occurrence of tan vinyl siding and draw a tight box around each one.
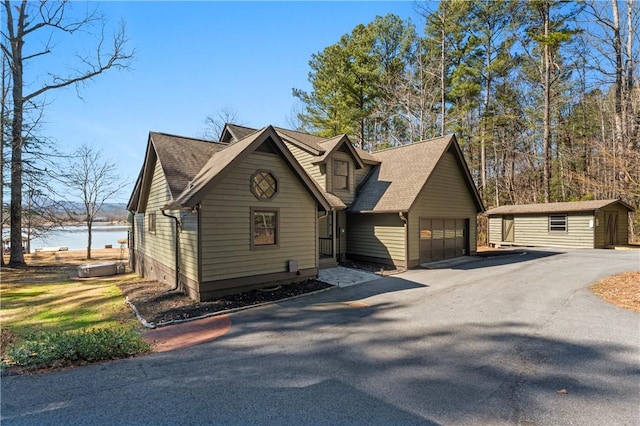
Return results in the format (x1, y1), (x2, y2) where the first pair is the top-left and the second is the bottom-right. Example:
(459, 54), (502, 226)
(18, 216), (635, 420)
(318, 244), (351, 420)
(200, 152), (317, 281)
(179, 210), (198, 281)
(136, 184), (198, 284)
(491, 213), (596, 248)
(327, 151), (356, 205)
(488, 216), (502, 245)
(142, 161), (177, 272)
(285, 142), (325, 189)
(318, 215), (330, 238)
(408, 151), (478, 262)
(355, 164), (372, 187)
(347, 213), (405, 263)
(133, 213), (145, 252)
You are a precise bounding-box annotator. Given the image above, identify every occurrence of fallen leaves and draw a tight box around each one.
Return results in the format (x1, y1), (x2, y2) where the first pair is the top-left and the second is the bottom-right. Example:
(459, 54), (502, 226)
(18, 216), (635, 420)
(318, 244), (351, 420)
(591, 271), (640, 313)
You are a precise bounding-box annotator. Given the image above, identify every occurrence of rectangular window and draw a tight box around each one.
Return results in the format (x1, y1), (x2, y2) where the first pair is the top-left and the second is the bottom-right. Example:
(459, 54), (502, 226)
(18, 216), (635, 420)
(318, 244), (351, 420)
(333, 159), (349, 190)
(252, 209), (279, 249)
(148, 213), (156, 234)
(549, 215), (567, 232)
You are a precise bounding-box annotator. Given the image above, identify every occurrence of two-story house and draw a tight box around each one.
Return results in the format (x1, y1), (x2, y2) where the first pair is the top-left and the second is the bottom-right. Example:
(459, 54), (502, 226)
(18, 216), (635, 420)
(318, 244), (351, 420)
(128, 124), (484, 301)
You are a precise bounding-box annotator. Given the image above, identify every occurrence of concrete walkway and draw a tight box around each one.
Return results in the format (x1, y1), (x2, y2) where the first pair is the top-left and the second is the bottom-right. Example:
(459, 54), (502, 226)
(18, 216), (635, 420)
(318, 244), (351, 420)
(318, 266), (381, 287)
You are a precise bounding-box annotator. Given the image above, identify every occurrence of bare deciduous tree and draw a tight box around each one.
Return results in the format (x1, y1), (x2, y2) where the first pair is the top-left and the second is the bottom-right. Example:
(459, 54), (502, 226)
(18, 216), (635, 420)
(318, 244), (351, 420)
(61, 144), (128, 260)
(1, 0), (133, 267)
(201, 106), (244, 141)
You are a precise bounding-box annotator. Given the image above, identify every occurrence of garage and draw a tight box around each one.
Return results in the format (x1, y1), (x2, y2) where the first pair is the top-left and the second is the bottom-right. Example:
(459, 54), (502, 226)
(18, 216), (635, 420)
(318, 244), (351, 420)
(419, 218), (469, 263)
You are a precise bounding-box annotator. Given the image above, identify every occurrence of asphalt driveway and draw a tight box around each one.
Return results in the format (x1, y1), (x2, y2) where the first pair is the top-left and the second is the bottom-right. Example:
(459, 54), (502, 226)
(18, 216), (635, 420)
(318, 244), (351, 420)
(2, 248), (639, 425)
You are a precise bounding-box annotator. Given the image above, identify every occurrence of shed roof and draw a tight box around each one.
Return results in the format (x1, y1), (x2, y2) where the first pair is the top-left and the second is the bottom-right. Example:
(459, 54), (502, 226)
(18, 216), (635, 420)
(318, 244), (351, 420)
(484, 199), (634, 216)
(349, 135), (484, 213)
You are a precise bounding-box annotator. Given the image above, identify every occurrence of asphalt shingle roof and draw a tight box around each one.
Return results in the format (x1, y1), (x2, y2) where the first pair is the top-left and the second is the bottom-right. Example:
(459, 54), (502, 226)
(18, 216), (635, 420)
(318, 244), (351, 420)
(150, 132), (226, 199)
(349, 135), (454, 213)
(134, 126), (481, 215)
(224, 124), (258, 142)
(273, 127), (327, 153)
(171, 127), (264, 207)
(484, 199), (633, 215)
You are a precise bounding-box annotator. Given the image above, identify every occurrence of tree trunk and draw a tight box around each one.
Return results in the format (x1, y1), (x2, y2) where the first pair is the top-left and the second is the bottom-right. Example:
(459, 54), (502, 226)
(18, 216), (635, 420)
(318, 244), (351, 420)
(0, 52), (7, 267)
(611, 0), (624, 161)
(8, 3), (26, 267)
(625, 0), (637, 149)
(87, 221), (92, 260)
(440, 7), (447, 136)
(542, 1), (552, 203)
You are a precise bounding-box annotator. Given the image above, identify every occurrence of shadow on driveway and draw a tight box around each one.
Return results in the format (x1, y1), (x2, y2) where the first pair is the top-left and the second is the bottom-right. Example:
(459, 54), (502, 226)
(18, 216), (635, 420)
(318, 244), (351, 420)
(453, 249), (565, 270)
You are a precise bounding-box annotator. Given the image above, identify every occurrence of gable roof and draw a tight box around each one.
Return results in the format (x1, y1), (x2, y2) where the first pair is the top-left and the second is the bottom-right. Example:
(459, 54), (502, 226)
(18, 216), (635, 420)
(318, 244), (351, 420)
(273, 127), (327, 154)
(220, 123), (257, 143)
(168, 126), (332, 211)
(151, 132), (226, 197)
(485, 199), (634, 216)
(312, 135), (365, 169)
(127, 132), (226, 211)
(349, 135), (484, 213)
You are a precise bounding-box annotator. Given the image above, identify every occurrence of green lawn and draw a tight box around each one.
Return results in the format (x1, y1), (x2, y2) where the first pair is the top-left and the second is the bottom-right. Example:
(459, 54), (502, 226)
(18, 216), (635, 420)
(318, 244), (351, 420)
(1, 265), (149, 370)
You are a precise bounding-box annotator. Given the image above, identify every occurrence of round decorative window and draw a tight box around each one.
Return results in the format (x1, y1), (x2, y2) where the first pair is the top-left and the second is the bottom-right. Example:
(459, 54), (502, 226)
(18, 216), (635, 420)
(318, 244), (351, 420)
(251, 170), (277, 200)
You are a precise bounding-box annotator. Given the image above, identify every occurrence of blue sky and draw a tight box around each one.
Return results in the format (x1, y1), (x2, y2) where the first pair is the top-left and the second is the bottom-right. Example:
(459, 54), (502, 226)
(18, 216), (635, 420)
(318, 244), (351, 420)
(27, 1), (427, 202)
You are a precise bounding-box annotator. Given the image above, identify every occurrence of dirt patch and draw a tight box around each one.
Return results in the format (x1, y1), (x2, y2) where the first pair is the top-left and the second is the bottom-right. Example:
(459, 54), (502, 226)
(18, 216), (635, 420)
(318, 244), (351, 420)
(118, 279), (333, 325)
(591, 271), (640, 313)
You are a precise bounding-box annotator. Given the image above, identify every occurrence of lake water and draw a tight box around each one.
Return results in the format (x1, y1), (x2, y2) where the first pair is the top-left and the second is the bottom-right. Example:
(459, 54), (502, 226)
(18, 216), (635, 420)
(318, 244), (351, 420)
(28, 225), (129, 251)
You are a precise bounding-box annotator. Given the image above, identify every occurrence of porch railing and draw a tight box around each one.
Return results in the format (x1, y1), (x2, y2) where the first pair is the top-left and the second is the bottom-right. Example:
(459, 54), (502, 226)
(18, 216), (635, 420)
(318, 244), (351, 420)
(319, 237), (333, 257)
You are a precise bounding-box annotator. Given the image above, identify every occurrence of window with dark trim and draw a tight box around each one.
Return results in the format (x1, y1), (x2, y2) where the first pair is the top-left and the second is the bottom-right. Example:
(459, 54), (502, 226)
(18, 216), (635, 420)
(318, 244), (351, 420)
(251, 208), (279, 249)
(333, 159), (349, 190)
(148, 213), (156, 234)
(251, 170), (278, 200)
(549, 215), (567, 232)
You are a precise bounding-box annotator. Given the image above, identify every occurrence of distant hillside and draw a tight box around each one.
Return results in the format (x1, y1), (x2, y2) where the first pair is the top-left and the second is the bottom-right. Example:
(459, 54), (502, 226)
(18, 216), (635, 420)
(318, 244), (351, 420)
(54, 202), (129, 222)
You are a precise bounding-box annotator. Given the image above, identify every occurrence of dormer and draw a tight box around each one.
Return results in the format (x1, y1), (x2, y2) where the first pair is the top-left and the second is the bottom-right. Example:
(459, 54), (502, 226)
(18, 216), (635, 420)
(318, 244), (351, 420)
(313, 135), (366, 205)
(219, 123), (258, 144)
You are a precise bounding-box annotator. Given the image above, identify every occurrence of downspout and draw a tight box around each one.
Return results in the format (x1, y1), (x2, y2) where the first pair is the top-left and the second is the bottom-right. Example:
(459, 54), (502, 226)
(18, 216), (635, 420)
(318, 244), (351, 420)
(399, 212), (408, 268)
(162, 209), (180, 291)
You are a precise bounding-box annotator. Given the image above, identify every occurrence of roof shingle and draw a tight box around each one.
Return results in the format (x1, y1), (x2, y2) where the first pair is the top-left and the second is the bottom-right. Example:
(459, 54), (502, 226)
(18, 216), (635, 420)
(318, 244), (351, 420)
(484, 199), (633, 215)
(349, 135), (454, 212)
(150, 132), (226, 199)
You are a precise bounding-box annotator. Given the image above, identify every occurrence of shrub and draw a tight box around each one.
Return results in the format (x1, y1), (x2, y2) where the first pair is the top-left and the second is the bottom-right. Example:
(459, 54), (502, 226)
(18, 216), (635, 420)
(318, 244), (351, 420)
(2, 327), (151, 371)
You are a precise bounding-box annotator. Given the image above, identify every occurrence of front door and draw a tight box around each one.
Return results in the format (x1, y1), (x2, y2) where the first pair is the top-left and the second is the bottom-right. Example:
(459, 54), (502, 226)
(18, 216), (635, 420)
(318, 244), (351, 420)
(604, 211), (618, 246)
(502, 216), (514, 242)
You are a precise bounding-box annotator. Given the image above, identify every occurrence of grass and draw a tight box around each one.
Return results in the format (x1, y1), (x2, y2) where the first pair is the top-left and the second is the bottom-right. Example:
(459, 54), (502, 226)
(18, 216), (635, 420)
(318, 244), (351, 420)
(1, 249), (150, 371)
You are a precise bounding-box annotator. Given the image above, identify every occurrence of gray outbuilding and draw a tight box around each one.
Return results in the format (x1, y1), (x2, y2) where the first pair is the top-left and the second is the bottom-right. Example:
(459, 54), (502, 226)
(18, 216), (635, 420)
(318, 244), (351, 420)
(486, 199), (634, 249)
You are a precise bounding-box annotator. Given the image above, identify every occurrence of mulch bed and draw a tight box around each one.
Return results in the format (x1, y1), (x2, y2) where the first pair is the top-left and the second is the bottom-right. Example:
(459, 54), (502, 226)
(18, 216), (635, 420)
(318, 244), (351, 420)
(118, 261), (402, 326)
(118, 279), (333, 326)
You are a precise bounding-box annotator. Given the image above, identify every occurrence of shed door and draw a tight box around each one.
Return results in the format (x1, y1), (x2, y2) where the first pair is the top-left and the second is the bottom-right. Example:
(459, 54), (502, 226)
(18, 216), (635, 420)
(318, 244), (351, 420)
(502, 216), (514, 242)
(420, 218), (467, 263)
(604, 211), (618, 246)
